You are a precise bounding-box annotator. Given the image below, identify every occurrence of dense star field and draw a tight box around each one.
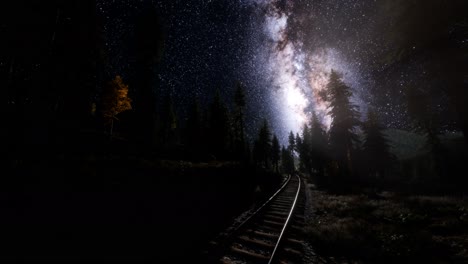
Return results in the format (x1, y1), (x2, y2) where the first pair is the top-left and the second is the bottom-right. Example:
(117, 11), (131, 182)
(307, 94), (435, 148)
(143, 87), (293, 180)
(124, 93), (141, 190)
(98, 0), (465, 144)
(2, 0), (468, 262)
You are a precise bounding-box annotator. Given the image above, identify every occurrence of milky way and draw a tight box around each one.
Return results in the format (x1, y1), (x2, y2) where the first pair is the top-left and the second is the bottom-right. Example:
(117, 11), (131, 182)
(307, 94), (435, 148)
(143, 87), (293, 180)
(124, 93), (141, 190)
(99, 0), (461, 145)
(243, 0), (370, 143)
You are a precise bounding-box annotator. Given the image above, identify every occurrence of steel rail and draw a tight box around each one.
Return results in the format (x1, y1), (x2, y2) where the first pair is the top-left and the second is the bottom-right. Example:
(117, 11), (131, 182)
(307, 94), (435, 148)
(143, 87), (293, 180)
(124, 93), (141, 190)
(213, 174), (302, 264)
(227, 174), (292, 236)
(268, 174), (301, 264)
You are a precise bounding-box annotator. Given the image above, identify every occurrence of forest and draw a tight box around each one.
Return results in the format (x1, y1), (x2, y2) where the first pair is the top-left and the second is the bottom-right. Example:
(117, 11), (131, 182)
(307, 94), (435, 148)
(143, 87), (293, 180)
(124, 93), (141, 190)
(1, 0), (468, 262)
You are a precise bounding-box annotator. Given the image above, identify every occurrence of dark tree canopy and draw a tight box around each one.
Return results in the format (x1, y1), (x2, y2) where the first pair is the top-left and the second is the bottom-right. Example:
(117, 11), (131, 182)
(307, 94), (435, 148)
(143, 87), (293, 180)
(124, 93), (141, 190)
(298, 124), (312, 174)
(129, 6), (165, 146)
(271, 134), (280, 173)
(253, 119), (272, 168)
(281, 145), (295, 175)
(208, 89), (230, 159)
(376, 0), (468, 147)
(288, 130), (296, 153)
(326, 70), (361, 178)
(233, 81), (247, 158)
(362, 109), (394, 179)
(309, 111), (328, 185)
(185, 96), (203, 157)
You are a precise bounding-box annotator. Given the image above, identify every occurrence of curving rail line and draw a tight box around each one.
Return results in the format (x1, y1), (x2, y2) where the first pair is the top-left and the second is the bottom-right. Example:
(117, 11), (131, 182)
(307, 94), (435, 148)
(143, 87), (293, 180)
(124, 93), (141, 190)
(268, 175), (301, 264)
(206, 174), (304, 264)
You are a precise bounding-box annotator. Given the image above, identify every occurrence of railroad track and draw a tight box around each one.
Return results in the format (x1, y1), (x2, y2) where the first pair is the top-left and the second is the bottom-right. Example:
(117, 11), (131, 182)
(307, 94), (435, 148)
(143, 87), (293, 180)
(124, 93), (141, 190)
(204, 174), (305, 264)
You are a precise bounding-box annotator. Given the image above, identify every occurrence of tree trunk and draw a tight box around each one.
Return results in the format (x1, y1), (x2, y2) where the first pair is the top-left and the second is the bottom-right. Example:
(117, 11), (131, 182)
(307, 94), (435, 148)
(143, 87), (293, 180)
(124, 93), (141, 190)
(49, 7), (61, 56)
(240, 108), (244, 145)
(110, 118), (114, 139)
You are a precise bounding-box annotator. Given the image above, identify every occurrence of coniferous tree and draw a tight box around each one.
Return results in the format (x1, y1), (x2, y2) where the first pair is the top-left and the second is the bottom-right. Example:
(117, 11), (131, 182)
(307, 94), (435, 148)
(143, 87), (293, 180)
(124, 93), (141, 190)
(288, 131), (296, 153)
(299, 124), (312, 175)
(294, 132), (303, 169)
(362, 109), (394, 180)
(244, 141), (252, 165)
(2, 1), (99, 154)
(295, 132), (302, 154)
(325, 70), (360, 180)
(281, 145), (295, 174)
(271, 134), (280, 173)
(310, 111), (328, 185)
(379, 0), (468, 148)
(407, 87), (441, 148)
(407, 87), (444, 178)
(160, 93), (177, 148)
(253, 140), (261, 167)
(254, 119), (272, 168)
(130, 6), (165, 146)
(233, 81), (247, 159)
(208, 89), (230, 159)
(185, 97), (203, 158)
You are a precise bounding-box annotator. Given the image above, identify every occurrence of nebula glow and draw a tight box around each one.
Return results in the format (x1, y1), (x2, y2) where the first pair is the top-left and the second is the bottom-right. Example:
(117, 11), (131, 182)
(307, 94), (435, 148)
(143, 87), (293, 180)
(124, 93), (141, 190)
(263, 5), (309, 134)
(246, 0), (367, 141)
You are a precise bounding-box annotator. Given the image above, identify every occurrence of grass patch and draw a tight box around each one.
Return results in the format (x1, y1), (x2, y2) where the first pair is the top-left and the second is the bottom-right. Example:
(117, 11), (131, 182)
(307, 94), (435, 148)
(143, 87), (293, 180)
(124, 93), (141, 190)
(306, 189), (468, 263)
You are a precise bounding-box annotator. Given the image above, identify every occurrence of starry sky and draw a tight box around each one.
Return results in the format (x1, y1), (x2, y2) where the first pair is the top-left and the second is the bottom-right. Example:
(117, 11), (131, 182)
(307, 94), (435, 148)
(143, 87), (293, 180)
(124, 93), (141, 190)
(98, 0), (465, 145)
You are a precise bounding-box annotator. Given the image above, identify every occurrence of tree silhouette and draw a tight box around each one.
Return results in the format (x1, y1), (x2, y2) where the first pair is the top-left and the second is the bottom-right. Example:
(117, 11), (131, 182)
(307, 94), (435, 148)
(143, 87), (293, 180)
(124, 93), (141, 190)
(295, 133), (302, 154)
(281, 145), (295, 174)
(101, 75), (132, 137)
(233, 81), (247, 159)
(406, 86), (444, 178)
(2, 1), (99, 155)
(185, 97), (203, 158)
(362, 108), (394, 180)
(379, 0), (468, 148)
(325, 70), (360, 180)
(160, 93), (178, 148)
(407, 87), (440, 147)
(130, 6), (165, 146)
(271, 134), (280, 173)
(254, 119), (272, 168)
(208, 89), (230, 159)
(310, 111), (328, 185)
(298, 124), (312, 175)
(288, 131), (295, 153)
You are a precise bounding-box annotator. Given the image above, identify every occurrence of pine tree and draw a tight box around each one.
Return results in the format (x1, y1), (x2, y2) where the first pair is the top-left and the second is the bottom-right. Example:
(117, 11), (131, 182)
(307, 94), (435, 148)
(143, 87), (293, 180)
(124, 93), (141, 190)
(299, 124), (312, 174)
(254, 119), (272, 168)
(362, 109), (394, 180)
(186, 97), (202, 158)
(271, 134), (280, 173)
(130, 6), (165, 145)
(281, 145), (295, 174)
(310, 111), (328, 185)
(288, 131), (295, 153)
(208, 89), (230, 159)
(295, 132), (302, 154)
(326, 70), (360, 179)
(160, 93), (178, 148)
(407, 87), (440, 148)
(233, 81), (247, 159)
(407, 87), (444, 178)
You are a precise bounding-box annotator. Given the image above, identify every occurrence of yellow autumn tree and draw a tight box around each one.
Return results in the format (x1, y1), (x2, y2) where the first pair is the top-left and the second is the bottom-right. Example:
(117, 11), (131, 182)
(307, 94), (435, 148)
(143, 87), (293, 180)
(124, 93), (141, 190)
(102, 75), (132, 137)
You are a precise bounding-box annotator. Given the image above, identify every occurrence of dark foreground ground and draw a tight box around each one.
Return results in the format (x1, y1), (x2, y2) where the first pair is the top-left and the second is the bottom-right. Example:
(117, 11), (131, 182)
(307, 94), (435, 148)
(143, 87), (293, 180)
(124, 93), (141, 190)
(0, 156), (280, 262)
(305, 185), (468, 263)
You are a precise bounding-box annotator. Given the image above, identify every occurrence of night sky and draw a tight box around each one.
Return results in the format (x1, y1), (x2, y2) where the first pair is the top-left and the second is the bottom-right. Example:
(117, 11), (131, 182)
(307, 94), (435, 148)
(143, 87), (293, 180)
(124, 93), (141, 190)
(98, 0), (465, 144)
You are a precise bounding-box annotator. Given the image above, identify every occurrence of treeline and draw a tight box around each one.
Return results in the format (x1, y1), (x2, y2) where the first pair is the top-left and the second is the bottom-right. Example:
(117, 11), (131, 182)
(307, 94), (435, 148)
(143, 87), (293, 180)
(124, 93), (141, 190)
(147, 83), (252, 162)
(291, 70), (467, 191)
(122, 80), (289, 170)
(0, 0), (290, 176)
(0, 1), (166, 160)
(289, 70), (388, 189)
